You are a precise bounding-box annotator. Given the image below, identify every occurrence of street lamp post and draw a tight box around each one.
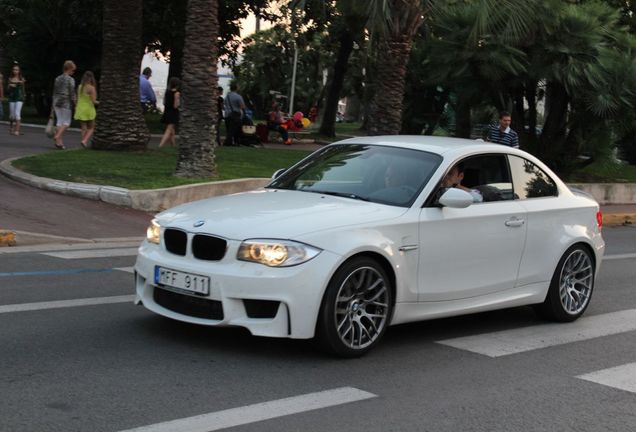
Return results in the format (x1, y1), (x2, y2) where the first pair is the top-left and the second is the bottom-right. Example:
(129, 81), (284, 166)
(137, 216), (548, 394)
(289, 41), (298, 115)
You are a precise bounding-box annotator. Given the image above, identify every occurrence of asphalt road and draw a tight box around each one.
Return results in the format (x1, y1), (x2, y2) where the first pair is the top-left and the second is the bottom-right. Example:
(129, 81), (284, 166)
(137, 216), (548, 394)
(1, 227), (635, 432)
(0, 125), (152, 239)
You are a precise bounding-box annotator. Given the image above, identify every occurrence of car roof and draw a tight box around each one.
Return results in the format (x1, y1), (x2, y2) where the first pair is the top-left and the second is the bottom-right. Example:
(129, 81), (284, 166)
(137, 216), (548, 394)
(333, 135), (510, 156)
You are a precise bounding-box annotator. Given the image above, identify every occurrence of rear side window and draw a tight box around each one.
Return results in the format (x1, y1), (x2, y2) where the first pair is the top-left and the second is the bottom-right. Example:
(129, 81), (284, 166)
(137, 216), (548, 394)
(509, 155), (558, 199)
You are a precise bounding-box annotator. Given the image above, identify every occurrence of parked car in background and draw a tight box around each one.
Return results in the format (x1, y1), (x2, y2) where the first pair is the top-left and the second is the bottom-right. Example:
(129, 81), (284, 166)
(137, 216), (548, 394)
(134, 136), (605, 357)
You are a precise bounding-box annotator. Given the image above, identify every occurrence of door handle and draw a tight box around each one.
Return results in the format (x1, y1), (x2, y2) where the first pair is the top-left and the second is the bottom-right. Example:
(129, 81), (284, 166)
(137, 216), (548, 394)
(505, 217), (525, 227)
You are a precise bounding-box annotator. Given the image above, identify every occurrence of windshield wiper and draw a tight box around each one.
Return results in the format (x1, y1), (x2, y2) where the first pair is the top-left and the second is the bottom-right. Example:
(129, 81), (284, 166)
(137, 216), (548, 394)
(309, 190), (370, 202)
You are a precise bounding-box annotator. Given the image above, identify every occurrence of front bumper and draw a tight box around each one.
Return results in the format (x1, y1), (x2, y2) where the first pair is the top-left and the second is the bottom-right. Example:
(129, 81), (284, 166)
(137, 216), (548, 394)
(134, 240), (341, 339)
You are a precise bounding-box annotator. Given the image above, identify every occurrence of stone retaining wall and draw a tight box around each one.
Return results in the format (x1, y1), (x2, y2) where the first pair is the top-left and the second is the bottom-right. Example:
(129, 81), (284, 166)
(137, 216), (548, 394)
(129, 178), (271, 212)
(568, 183), (636, 205)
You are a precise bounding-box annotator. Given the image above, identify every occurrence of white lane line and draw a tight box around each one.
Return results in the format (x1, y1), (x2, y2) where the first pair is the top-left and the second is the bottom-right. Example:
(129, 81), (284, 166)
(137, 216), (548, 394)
(604, 253), (636, 261)
(577, 362), (636, 394)
(42, 248), (139, 259)
(0, 295), (135, 314)
(114, 267), (135, 274)
(0, 241), (142, 255)
(436, 309), (636, 357)
(118, 387), (377, 432)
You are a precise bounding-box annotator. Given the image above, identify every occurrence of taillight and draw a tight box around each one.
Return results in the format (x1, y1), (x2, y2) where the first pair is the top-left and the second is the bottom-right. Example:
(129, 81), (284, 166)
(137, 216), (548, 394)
(596, 210), (603, 230)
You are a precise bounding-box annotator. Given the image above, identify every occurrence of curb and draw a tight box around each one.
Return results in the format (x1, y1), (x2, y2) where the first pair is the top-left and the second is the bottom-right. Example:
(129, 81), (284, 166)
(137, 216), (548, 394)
(0, 157), (270, 213)
(603, 213), (635, 227)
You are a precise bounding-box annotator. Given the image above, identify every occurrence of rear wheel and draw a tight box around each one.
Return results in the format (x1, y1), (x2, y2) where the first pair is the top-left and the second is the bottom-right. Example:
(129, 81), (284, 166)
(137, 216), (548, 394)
(535, 245), (594, 322)
(316, 257), (392, 357)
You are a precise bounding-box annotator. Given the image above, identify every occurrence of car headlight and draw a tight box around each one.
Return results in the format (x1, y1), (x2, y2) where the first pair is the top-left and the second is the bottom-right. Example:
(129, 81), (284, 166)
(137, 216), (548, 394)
(146, 219), (161, 244)
(237, 239), (321, 267)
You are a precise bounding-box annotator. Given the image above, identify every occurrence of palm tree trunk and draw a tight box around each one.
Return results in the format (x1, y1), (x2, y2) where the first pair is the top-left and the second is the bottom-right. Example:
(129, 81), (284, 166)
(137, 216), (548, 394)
(319, 28), (354, 137)
(455, 92), (471, 138)
(526, 80), (537, 141)
(539, 81), (569, 161)
(512, 86), (524, 145)
(93, 0), (149, 151)
(366, 0), (424, 136)
(367, 39), (413, 135)
(175, 0), (219, 178)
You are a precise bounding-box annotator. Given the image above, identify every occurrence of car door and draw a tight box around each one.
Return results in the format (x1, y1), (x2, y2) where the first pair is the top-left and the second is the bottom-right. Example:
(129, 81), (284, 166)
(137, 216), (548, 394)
(507, 154), (563, 288)
(417, 154), (527, 302)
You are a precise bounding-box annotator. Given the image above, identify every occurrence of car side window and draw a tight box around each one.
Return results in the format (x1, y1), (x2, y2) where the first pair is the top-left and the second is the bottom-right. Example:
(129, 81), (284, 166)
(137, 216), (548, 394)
(456, 154), (514, 202)
(508, 155), (558, 199)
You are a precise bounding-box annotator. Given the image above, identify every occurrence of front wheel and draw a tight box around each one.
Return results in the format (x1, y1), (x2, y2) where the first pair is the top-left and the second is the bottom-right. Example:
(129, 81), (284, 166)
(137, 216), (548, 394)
(316, 257), (393, 357)
(535, 245), (595, 322)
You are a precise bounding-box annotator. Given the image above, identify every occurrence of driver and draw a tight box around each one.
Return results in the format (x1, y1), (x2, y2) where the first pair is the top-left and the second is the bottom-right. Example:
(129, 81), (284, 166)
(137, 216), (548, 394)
(442, 163), (483, 203)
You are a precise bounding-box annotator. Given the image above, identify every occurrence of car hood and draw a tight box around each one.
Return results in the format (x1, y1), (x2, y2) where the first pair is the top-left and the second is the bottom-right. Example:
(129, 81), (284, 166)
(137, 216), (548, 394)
(156, 189), (407, 240)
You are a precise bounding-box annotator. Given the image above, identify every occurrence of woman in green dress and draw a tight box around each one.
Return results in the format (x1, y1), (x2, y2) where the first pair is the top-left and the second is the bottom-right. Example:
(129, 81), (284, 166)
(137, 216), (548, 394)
(7, 64), (26, 136)
(74, 71), (98, 148)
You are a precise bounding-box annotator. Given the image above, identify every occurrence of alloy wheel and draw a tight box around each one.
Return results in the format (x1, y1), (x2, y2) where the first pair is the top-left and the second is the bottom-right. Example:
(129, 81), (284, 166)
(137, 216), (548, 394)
(559, 249), (593, 315)
(334, 266), (389, 350)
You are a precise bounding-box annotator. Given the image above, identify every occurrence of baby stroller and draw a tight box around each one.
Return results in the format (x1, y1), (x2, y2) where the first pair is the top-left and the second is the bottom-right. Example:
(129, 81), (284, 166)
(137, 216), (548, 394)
(238, 109), (263, 147)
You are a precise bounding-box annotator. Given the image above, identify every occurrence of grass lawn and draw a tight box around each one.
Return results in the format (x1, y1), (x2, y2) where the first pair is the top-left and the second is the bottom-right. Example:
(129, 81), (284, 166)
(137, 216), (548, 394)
(13, 146), (312, 190)
(7, 103), (635, 185)
(569, 161), (636, 183)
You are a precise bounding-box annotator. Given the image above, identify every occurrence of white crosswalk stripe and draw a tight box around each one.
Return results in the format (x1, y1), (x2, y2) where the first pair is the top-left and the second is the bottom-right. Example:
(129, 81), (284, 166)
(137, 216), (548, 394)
(0, 240), (142, 255)
(577, 362), (636, 394)
(436, 309), (636, 357)
(114, 266), (135, 274)
(117, 387), (377, 432)
(43, 247), (139, 259)
(0, 295), (135, 314)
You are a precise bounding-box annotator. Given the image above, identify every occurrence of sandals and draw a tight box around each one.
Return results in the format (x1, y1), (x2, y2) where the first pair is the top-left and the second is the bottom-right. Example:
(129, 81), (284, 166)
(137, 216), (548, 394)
(54, 141), (65, 150)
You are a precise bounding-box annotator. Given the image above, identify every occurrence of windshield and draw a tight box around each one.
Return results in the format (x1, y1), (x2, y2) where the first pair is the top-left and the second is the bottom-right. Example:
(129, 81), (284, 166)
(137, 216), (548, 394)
(267, 144), (442, 207)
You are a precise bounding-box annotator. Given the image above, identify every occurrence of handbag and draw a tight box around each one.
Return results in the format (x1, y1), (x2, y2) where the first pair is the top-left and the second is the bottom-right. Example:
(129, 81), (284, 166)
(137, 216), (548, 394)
(45, 107), (56, 138)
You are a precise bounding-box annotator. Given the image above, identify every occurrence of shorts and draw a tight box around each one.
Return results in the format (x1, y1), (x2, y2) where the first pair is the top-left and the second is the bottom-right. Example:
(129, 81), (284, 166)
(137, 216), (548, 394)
(9, 101), (23, 121)
(54, 107), (72, 126)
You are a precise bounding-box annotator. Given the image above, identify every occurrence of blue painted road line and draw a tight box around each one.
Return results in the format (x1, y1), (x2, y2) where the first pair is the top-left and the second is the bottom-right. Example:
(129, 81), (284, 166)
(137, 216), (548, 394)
(0, 268), (113, 277)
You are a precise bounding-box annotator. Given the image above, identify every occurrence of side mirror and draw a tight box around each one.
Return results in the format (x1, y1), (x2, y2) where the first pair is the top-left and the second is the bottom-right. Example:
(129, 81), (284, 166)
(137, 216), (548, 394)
(271, 168), (286, 180)
(438, 188), (473, 208)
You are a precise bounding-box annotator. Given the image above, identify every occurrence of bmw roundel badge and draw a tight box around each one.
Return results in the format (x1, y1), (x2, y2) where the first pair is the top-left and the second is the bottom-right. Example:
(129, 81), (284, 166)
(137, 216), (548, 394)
(193, 220), (205, 228)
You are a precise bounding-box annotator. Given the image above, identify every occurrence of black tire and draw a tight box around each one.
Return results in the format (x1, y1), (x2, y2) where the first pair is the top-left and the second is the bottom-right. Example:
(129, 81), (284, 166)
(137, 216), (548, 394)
(535, 245), (595, 322)
(316, 257), (393, 357)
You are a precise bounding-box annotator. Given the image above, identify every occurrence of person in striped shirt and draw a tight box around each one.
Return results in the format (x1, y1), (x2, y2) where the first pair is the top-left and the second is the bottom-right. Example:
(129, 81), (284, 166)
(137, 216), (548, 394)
(486, 111), (519, 148)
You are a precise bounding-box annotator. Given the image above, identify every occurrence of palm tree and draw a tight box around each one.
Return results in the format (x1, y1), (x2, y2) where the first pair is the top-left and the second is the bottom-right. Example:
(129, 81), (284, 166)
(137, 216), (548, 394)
(364, 0), (541, 136)
(174, 0), (219, 178)
(366, 0), (425, 136)
(93, 0), (149, 151)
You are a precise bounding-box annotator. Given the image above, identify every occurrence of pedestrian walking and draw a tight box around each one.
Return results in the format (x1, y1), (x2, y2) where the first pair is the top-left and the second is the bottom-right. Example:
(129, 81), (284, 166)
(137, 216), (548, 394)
(216, 86), (224, 146)
(159, 77), (180, 148)
(74, 71), (98, 148)
(486, 111), (519, 148)
(52, 60), (77, 149)
(223, 82), (245, 146)
(139, 67), (157, 112)
(7, 64), (26, 136)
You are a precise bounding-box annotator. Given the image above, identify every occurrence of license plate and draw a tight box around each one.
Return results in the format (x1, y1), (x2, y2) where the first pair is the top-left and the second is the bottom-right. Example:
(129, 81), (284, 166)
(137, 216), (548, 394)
(154, 266), (210, 295)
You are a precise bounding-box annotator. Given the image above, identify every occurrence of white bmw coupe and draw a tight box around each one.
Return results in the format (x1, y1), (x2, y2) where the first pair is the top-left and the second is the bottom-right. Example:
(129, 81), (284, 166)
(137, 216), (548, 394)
(134, 136), (605, 357)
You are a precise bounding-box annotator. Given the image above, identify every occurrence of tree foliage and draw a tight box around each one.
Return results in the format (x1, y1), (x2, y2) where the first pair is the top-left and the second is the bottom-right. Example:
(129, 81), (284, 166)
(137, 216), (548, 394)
(234, 22), (332, 118)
